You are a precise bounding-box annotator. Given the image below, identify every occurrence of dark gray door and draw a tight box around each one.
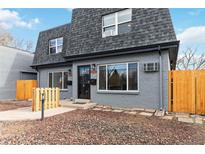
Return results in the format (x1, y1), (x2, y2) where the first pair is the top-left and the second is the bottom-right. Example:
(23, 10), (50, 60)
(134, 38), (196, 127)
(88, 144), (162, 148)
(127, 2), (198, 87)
(78, 65), (91, 99)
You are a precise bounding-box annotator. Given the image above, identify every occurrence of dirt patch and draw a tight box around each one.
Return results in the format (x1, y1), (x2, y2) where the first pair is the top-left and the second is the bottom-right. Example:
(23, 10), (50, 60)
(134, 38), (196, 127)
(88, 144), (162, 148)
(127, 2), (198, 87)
(0, 109), (205, 145)
(0, 101), (31, 111)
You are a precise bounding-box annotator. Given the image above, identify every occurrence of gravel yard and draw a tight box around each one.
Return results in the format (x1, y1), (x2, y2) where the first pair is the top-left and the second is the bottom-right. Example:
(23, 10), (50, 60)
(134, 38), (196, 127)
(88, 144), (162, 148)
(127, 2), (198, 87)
(0, 101), (31, 111)
(0, 109), (205, 145)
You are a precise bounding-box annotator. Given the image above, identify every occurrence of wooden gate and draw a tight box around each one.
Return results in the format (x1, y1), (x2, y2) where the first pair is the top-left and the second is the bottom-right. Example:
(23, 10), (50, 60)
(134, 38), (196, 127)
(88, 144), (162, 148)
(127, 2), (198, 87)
(32, 88), (60, 112)
(168, 70), (205, 115)
(16, 80), (38, 100)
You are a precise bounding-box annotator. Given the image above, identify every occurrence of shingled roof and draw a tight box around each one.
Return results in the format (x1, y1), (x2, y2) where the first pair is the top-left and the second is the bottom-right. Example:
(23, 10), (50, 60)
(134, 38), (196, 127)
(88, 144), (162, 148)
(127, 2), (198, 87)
(32, 23), (70, 66)
(32, 8), (178, 66)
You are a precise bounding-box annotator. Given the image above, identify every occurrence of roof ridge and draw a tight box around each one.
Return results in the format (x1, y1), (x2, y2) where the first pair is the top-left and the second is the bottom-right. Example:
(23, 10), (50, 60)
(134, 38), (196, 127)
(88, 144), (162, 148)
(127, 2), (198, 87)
(40, 23), (70, 33)
(0, 45), (34, 54)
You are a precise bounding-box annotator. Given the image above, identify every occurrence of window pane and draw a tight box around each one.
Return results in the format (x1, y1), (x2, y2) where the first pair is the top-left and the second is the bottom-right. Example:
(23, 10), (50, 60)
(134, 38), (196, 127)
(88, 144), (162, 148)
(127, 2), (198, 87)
(57, 38), (63, 46)
(103, 13), (115, 27)
(108, 64), (127, 90)
(49, 73), (53, 88)
(118, 9), (132, 23)
(118, 22), (131, 35)
(128, 63), (138, 90)
(53, 72), (62, 89)
(49, 39), (56, 47)
(99, 66), (106, 90)
(50, 47), (56, 54)
(103, 26), (116, 36)
(57, 45), (62, 53)
(63, 72), (68, 89)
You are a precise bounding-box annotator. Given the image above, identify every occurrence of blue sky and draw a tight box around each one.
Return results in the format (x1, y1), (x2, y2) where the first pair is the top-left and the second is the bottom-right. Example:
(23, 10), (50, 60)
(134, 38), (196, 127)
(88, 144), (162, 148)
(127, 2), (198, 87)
(0, 8), (205, 54)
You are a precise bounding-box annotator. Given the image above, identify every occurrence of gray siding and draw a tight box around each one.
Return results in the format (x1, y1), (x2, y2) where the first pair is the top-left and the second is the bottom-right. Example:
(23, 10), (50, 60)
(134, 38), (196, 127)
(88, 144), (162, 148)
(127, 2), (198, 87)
(38, 66), (72, 99)
(0, 46), (36, 100)
(72, 50), (169, 109)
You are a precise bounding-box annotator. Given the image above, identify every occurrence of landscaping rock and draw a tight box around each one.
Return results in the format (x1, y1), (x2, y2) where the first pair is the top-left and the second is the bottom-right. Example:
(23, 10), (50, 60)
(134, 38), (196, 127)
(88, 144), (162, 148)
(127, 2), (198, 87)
(154, 110), (165, 117)
(0, 109), (205, 144)
(92, 108), (102, 111)
(112, 109), (123, 113)
(178, 117), (194, 124)
(175, 113), (190, 118)
(102, 109), (112, 112)
(195, 117), (204, 125)
(144, 109), (156, 113)
(131, 107), (144, 111)
(162, 116), (174, 120)
(139, 112), (153, 117)
(124, 111), (137, 115)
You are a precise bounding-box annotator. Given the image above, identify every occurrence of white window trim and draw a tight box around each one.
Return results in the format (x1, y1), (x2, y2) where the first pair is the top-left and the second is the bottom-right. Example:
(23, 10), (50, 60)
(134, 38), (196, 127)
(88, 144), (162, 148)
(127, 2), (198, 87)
(102, 9), (132, 38)
(49, 37), (63, 55)
(48, 71), (68, 90)
(97, 61), (139, 93)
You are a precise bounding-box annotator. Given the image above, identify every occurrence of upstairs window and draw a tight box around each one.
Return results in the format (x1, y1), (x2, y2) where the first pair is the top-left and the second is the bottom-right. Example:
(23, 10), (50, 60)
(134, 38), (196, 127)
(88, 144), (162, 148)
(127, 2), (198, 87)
(49, 37), (63, 54)
(102, 9), (132, 38)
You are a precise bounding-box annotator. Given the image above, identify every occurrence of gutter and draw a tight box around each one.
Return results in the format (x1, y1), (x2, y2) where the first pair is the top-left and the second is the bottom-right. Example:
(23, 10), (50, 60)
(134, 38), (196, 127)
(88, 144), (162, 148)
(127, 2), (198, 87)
(158, 45), (163, 110)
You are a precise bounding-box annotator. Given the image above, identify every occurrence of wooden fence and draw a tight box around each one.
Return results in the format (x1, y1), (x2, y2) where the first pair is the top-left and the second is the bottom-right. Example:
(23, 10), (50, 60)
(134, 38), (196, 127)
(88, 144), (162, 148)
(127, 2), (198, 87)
(168, 70), (205, 115)
(32, 88), (61, 112)
(16, 80), (38, 101)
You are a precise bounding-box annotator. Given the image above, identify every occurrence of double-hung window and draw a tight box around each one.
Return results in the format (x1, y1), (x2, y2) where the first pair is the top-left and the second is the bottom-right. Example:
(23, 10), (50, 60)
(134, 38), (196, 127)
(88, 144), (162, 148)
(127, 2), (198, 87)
(48, 72), (68, 90)
(102, 9), (132, 37)
(49, 37), (63, 54)
(98, 62), (139, 92)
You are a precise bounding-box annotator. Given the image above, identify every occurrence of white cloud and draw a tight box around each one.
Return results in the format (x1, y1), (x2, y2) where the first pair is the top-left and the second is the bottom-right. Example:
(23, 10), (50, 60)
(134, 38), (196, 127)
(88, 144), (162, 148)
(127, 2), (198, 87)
(0, 9), (40, 30)
(177, 26), (205, 45)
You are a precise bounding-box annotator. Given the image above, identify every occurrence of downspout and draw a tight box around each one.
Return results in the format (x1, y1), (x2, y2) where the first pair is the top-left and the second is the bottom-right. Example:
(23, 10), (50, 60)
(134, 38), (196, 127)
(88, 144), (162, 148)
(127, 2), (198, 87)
(158, 46), (163, 110)
(36, 67), (40, 87)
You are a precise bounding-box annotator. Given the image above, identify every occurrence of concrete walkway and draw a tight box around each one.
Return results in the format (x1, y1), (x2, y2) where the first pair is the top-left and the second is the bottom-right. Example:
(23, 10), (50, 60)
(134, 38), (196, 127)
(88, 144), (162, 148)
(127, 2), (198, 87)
(0, 107), (76, 121)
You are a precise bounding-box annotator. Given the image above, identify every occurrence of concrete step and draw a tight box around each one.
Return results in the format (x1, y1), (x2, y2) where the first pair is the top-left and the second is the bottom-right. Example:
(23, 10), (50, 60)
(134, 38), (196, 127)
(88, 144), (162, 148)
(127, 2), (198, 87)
(74, 99), (91, 104)
(61, 100), (96, 109)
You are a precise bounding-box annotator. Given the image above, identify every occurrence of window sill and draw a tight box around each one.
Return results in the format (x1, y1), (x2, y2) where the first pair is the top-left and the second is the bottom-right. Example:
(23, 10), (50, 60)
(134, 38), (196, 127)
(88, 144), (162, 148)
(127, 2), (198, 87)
(97, 90), (140, 95)
(48, 52), (63, 56)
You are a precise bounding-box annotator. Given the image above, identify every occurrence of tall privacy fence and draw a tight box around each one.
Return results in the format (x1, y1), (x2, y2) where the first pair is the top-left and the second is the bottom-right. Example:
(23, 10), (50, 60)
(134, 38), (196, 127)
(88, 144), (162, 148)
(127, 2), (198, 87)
(32, 88), (61, 112)
(16, 80), (38, 101)
(168, 70), (205, 115)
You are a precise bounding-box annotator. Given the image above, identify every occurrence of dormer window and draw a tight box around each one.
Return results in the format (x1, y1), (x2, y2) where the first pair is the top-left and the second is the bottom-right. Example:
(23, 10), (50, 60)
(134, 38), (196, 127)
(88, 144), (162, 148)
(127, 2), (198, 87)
(102, 9), (132, 38)
(49, 37), (63, 54)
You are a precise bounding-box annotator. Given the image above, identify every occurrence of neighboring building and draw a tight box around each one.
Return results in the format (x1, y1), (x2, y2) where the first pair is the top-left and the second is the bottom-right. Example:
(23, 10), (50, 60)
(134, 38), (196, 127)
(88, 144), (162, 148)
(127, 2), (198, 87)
(0, 46), (37, 100)
(32, 8), (179, 110)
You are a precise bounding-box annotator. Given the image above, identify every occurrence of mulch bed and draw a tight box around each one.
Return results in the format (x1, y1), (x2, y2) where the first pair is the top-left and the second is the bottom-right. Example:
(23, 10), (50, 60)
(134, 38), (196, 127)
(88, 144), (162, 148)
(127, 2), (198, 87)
(0, 101), (31, 111)
(0, 109), (205, 145)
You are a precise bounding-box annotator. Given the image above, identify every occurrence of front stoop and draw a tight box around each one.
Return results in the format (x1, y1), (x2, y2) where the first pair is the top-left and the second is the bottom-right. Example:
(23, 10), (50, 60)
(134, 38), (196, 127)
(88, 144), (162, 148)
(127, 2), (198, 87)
(74, 99), (91, 104)
(139, 112), (153, 117)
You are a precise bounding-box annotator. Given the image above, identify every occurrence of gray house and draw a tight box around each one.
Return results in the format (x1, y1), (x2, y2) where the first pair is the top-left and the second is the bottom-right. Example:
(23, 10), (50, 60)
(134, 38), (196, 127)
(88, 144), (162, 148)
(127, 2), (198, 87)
(32, 8), (179, 110)
(0, 46), (37, 100)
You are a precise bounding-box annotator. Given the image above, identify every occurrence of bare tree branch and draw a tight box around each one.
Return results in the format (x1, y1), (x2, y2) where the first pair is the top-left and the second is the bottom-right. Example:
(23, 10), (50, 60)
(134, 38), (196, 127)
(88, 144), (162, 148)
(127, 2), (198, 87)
(176, 48), (205, 70)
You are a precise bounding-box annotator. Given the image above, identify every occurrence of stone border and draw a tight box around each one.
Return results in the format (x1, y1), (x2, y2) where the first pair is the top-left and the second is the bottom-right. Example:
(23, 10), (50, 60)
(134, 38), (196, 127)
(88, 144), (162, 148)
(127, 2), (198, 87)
(90, 104), (205, 126)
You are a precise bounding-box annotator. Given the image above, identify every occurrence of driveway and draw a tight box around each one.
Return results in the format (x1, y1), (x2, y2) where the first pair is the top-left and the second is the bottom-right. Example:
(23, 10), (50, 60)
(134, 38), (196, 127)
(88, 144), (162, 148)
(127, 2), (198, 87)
(0, 109), (205, 144)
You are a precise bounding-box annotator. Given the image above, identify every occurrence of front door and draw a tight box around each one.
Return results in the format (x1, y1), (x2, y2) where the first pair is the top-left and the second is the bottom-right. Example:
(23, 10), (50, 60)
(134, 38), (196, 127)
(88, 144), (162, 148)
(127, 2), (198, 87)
(78, 65), (91, 99)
